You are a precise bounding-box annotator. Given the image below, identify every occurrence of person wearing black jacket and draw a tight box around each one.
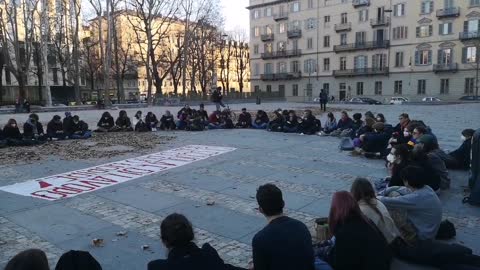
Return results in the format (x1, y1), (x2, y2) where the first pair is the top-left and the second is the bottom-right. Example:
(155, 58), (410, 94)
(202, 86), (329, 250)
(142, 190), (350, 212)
(283, 110), (299, 133)
(145, 112), (159, 131)
(267, 111), (285, 132)
(69, 115), (92, 139)
(160, 111), (176, 130)
(4, 119), (41, 146)
(0, 128), (6, 148)
(198, 104), (209, 127)
(252, 110), (269, 129)
(47, 115), (66, 140)
(63, 112), (74, 134)
(446, 129), (475, 170)
(23, 114), (46, 141)
(113, 110), (133, 132)
(95, 112), (115, 132)
(387, 144), (411, 187)
(235, 108), (252, 128)
(298, 110), (320, 135)
(360, 122), (390, 154)
(148, 213), (245, 270)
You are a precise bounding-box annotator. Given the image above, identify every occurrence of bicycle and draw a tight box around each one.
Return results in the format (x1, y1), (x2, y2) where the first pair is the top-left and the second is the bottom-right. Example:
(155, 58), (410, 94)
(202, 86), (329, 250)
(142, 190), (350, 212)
(221, 105), (237, 122)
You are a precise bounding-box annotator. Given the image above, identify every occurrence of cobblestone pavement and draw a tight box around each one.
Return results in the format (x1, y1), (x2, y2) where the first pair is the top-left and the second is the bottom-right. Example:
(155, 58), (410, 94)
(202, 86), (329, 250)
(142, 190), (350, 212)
(0, 102), (479, 270)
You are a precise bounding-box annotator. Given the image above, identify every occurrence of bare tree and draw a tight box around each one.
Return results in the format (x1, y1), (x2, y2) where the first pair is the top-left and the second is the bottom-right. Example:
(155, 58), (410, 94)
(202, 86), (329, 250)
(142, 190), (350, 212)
(232, 30), (249, 93)
(162, 32), (183, 95)
(219, 38), (233, 95)
(82, 36), (102, 93)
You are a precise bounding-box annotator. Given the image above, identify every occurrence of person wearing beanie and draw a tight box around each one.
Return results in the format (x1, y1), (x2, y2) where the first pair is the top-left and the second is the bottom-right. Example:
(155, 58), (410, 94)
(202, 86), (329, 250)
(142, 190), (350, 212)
(446, 129), (475, 170)
(415, 134), (450, 190)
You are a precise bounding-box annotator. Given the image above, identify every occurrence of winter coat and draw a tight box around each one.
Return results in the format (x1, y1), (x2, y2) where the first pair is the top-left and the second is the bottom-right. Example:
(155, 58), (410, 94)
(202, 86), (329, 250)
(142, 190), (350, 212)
(47, 121), (64, 136)
(337, 118), (353, 130)
(115, 116), (132, 128)
(23, 119), (44, 138)
(3, 126), (22, 140)
(237, 113), (252, 126)
(97, 117), (114, 129)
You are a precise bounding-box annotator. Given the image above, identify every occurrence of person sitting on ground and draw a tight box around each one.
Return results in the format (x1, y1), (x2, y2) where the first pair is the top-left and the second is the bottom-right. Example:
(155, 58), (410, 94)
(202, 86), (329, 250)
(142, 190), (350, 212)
(133, 111), (149, 132)
(160, 111), (176, 131)
(220, 111), (234, 129)
(354, 117), (375, 140)
(47, 115), (66, 140)
(364, 111), (375, 120)
(330, 111), (353, 137)
(267, 111), (285, 132)
(68, 115), (92, 139)
(56, 250), (102, 270)
(253, 184), (315, 270)
(5, 249), (50, 270)
(409, 148), (441, 191)
(416, 135), (450, 190)
(322, 112), (337, 135)
(0, 128), (6, 148)
(351, 113), (363, 133)
(95, 112), (115, 132)
(376, 113), (386, 123)
(252, 110), (269, 129)
(391, 113), (411, 145)
(235, 108), (252, 128)
(145, 112), (159, 131)
(3, 119), (30, 146)
(446, 129), (475, 170)
(148, 213), (245, 270)
(63, 112), (74, 135)
(387, 144), (412, 187)
(113, 110), (134, 132)
(23, 113), (46, 141)
(298, 110), (320, 135)
(281, 109), (289, 120)
(351, 178), (401, 244)
(358, 122), (390, 155)
(208, 111), (223, 129)
(327, 191), (392, 270)
(176, 105), (192, 130)
(177, 105), (193, 118)
(198, 104), (209, 127)
(283, 110), (299, 133)
(380, 166), (442, 243)
(186, 110), (206, 131)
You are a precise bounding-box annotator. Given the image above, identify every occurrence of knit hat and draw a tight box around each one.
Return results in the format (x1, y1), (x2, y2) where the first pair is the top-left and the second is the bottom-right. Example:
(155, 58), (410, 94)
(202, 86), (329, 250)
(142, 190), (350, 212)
(365, 117), (376, 127)
(418, 134), (437, 147)
(372, 122), (385, 131)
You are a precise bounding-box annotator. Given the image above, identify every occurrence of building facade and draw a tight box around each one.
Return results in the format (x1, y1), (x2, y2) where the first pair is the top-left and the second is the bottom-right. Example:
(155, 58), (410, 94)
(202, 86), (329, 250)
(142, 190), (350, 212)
(248, 0), (480, 102)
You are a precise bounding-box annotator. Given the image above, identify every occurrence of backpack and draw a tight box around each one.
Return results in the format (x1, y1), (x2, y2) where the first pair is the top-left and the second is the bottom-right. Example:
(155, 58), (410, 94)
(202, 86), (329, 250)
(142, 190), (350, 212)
(339, 137), (354, 151)
(436, 219), (456, 240)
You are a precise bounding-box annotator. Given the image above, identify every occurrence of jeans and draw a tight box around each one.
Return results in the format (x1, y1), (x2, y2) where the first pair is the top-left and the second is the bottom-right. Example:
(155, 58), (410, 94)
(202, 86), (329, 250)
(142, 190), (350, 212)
(283, 126), (298, 133)
(252, 122), (268, 129)
(208, 123), (224, 129)
(176, 120), (187, 130)
(314, 258), (333, 270)
(215, 101), (225, 111)
(70, 131), (92, 139)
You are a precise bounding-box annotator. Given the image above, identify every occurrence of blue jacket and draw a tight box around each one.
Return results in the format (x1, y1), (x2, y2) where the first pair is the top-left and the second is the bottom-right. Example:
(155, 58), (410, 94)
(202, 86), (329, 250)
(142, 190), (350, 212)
(337, 118), (353, 130)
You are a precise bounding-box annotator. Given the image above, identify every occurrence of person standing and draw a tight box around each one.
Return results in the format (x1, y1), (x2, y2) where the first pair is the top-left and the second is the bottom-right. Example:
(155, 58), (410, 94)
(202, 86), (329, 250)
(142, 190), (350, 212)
(465, 128), (480, 206)
(319, 90), (328, 112)
(211, 87), (226, 111)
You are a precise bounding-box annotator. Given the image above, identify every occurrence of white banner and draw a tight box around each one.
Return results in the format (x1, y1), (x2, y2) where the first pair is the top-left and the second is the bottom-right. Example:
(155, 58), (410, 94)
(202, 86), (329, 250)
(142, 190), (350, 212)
(0, 145), (236, 201)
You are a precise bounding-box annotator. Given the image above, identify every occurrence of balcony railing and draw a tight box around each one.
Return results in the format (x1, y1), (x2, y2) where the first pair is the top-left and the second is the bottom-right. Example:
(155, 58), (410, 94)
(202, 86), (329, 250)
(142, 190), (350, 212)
(459, 31), (480, 41)
(260, 72), (302, 81)
(433, 63), (458, 73)
(334, 22), (352, 32)
(333, 67), (389, 77)
(261, 33), (274, 42)
(333, 40), (390, 53)
(436, 7), (460, 18)
(261, 49), (302, 60)
(370, 17), (390, 27)
(273, 13), (288, 21)
(287, 29), (302, 39)
(352, 0), (370, 7)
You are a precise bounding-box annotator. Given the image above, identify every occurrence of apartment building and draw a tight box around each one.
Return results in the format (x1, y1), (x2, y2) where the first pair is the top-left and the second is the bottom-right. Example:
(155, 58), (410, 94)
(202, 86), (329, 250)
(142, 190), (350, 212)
(248, 0), (480, 102)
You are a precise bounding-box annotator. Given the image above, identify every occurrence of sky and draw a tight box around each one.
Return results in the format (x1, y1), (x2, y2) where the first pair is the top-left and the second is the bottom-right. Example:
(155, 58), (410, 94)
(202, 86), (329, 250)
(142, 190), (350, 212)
(221, 0), (249, 33)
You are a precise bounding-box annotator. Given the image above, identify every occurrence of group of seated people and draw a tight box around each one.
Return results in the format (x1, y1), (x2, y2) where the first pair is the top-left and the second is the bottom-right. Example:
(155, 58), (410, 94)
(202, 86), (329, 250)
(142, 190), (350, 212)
(0, 112), (92, 148)
(5, 180), (480, 270)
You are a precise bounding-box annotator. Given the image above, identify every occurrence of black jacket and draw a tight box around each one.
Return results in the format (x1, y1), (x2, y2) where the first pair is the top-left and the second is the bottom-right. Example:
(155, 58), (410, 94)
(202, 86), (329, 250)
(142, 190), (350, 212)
(97, 117), (114, 129)
(449, 140), (472, 169)
(23, 121), (45, 138)
(331, 219), (391, 270)
(284, 116), (299, 129)
(47, 121), (64, 136)
(198, 110), (209, 121)
(71, 121), (89, 133)
(148, 242), (245, 270)
(115, 116), (132, 128)
(3, 126), (22, 140)
(362, 131), (390, 153)
(389, 161), (410, 187)
(161, 115), (175, 123)
(63, 116), (74, 134)
(254, 113), (269, 124)
(237, 112), (252, 126)
(146, 114), (159, 126)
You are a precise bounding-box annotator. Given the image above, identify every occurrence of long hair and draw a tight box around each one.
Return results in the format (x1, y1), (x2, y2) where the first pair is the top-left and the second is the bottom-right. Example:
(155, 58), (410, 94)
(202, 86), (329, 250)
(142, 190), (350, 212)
(6, 118), (17, 127)
(328, 191), (364, 235)
(350, 178), (384, 223)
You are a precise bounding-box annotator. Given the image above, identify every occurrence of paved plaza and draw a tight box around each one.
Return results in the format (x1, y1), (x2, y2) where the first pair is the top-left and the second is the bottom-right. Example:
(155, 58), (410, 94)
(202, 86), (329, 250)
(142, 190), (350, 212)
(1, 102), (480, 270)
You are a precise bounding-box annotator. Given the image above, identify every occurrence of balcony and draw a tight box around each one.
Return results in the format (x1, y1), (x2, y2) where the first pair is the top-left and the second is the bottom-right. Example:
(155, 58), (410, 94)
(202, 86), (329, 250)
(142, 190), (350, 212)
(433, 63), (458, 73)
(260, 72), (302, 81)
(370, 17), (390, 28)
(333, 40), (390, 53)
(333, 67), (389, 77)
(436, 7), (460, 18)
(273, 13), (288, 21)
(352, 0), (370, 7)
(334, 22), (352, 32)
(459, 31), (480, 41)
(287, 29), (302, 39)
(261, 49), (302, 60)
(261, 33), (274, 42)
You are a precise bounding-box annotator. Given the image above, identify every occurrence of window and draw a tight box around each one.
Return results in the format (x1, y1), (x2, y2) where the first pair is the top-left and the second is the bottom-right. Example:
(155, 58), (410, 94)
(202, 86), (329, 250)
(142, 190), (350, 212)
(289, 20), (301, 31)
(264, 63), (273, 74)
(372, 54), (387, 69)
(340, 33), (348, 45)
(265, 25), (273, 34)
(277, 41), (286, 51)
(359, 9), (368, 22)
(278, 62), (287, 73)
(323, 35), (330, 47)
(394, 80), (403, 94)
(415, 49), (432, 65)
(264, 43), (273, 53)
(418, 79), (426, 95)
(341, 13), (348, 24)
(375, 81), (382, 95)
(465, 20), (480, 33)
(307, 38), (313, 49)
(356, 82), (364, 96)
(266, 85), (272, 93)
(393, 26), (408, 40)
(254, 27), (260, 37)
(291, 61), (299, 72)
(279, 23), (286, 33)
(253, 10), (261, 19)
(254, 85), (260, 92)
(355, 32), (366, 45)
(464, 46), (477, 63)
(291, 2), (300, 12)
(354, 55), (368, 69)
(254, 63), (259, 76)
(416, 25), (433, 37)
(395, 52), (404, 67)
(438, 48), (452, 65)
(304, 59), (316, 73)
(324, 16), (330, 23)
(439, 22), (453, 35)
(421, 1), (433, 14)
(5, 69), (11, 85)
(253, 45), (259, 54)
(323, 58), (330, 71)
(340, 57), (347, 70)
(394, 3), (405, 16)
(308, 0), (313, 9)
(465, 78), (475, 94)
(323, 83), (330, 94)
(472, 0), (480, 6)
(293, 84), (299, 96)
(264, 7), (272, 17)
(440, 79), (449, 94)
(306, 18), (316, 30)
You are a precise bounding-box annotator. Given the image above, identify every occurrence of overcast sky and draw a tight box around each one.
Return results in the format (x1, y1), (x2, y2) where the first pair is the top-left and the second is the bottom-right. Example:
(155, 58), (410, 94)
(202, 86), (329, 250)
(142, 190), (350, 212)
(221, 0), (249, 33)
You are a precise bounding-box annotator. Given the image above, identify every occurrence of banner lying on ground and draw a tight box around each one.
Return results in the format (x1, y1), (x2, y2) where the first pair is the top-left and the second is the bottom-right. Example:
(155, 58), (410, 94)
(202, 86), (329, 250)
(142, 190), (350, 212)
(0, 145), (236, 201)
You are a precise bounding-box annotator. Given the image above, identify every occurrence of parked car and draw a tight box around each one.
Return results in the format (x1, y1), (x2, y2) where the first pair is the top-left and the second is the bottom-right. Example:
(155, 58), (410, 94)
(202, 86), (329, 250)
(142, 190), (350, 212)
(422, 97), (442, 102)
(459, 95), (480, 101)
(347, 97), (382, 105)
(313, 97), (321, 102)
(389, 97), (409, 105)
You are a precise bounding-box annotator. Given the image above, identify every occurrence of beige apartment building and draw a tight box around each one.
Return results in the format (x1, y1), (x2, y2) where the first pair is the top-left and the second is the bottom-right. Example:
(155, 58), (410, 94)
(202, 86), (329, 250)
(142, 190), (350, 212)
(248, 0), (480, 102)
